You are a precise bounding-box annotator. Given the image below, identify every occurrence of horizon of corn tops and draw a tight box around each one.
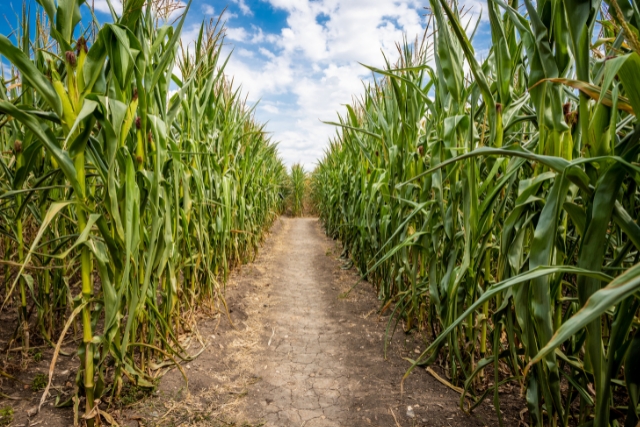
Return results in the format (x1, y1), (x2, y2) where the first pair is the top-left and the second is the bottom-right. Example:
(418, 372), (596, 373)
(313, 1), (640, 426)
(0, 0), (289, 424)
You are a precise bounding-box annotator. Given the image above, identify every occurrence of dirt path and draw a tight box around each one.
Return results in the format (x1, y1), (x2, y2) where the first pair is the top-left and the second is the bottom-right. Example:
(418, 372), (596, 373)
(240, 217), (351, 425)
(120, 217), (520, 427)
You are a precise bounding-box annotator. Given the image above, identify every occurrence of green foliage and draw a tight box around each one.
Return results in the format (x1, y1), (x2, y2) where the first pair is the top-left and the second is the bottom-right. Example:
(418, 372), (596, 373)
(31, 373), (47, 391)
(0, 1), (286, 423)
(0, 406), (13, 427)
(312, 2), (640, 426)
(288, 164), (307, 217)
(118, 381), (157, 407)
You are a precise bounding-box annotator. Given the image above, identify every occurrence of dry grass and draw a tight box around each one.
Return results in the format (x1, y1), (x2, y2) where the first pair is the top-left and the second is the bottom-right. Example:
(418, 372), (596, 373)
(127, 223), (290, 427)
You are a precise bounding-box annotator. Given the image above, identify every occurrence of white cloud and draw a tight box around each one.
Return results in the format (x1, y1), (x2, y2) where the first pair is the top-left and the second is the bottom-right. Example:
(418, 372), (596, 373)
(225, 26), (265, 44)
(216, 1), (430, 168)
(261, 103), (280, 114)
(238, 48), (255, 58)
(92, 0), (187, 20)
(195, 0), (486, 168)
(92, 0), (123, 15)
(226, 27), (249, 42)
(258, 48), (276, 59)
(231, 0), (253, 16)
(201, 4), (215, 15)
(249, 27), (265, 43)
(225, 48), (294, 98)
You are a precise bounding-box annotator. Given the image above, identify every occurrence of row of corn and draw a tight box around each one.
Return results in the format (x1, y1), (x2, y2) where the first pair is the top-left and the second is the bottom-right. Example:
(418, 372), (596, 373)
(287, 163), (306, 217)
(313, 1), (640, 426)
(0, 1), (287, 424)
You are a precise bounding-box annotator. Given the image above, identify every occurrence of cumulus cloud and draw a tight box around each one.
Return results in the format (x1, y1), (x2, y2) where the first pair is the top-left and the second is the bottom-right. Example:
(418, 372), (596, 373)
(177, 0), (486, 168)
(231, 0), (253, 16)
(216, 0), (435, 168)
(226, 27), (249, 42)
(237, 48), (255, 58)
(258, 47), (276, 59)
(261, 103), (280, 114)
(201, 4), (215, 15)
(92, 0), (123, 15)
(92, 0), (187, 20)
(248, 27), (266, 43)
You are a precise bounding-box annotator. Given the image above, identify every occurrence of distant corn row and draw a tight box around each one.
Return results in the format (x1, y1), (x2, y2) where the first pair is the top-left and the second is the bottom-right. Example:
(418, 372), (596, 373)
(288, 164), (306, 217)
(0, 1), (285, 424)
(313, 1), (640, 426)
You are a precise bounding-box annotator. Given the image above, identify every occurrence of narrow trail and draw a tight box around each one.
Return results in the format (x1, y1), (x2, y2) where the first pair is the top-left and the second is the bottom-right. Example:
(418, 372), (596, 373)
(241, 218), (352, 425)
(130, 218), (515, 427)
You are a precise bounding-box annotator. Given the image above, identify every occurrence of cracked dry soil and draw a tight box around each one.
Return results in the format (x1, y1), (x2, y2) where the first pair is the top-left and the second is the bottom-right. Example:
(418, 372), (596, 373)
(123, 217), (521, 427)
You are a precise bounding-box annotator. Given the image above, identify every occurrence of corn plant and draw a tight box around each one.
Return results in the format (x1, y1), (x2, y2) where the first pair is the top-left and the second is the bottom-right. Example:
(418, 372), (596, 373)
(0, 1), (286, 424)
(313, 1), (640, 426)
(288, 163), (306, 217)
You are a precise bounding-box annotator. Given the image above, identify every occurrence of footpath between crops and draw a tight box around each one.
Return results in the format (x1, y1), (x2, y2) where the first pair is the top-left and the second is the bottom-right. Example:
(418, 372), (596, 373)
(122, 218), (521, 427)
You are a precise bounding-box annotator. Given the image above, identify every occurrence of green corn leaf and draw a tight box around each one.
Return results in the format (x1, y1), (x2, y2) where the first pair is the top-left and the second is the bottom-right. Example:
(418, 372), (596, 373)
(0, 101), (80, 194)
(0, 36), (62, 116)
(527, 261), (640, 372)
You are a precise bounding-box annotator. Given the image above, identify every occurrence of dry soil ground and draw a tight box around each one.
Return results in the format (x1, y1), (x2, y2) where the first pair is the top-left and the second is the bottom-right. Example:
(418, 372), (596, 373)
(8, 217), (524, 427)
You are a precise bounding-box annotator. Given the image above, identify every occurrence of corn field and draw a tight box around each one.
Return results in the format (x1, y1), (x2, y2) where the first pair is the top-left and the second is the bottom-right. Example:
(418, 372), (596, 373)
(312, 1), (640, 426)
(287, 163), (306, 217)
(0, 0), (286, 424)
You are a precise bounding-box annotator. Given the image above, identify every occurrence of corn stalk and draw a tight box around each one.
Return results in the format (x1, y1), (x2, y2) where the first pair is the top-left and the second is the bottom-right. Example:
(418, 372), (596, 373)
(0, 1), (286, 423)
(312, 2), (640, 426)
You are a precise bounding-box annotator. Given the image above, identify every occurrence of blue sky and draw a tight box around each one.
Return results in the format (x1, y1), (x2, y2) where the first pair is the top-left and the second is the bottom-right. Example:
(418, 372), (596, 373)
(1, 0), (491, 169)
